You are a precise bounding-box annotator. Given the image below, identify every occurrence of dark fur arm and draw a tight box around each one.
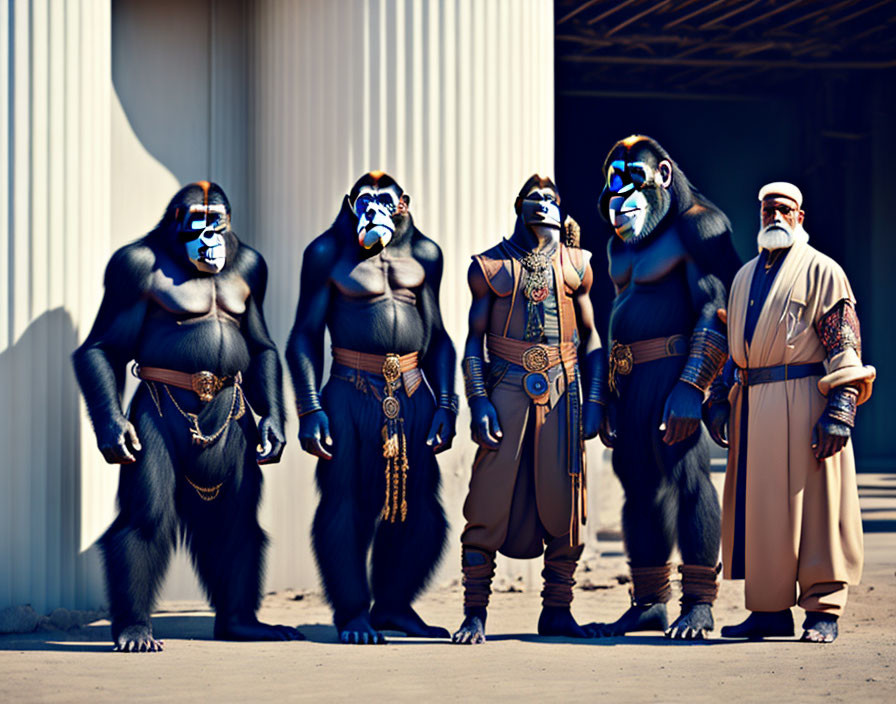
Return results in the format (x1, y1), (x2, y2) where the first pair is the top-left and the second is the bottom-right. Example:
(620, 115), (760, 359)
(679, 210), (736, 393)
(238, 249), (285, 429)
(414, 235), (457, 410)
(285, 233), (337, 417)
(72, 244), (152, 430)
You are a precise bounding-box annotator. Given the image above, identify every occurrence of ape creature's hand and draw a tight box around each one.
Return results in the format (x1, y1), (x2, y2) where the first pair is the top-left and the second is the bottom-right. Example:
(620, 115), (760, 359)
(426, 407), (456, 454)
(661, 382), (703, 445)
(469, 397), (502, 450)
(582, 401), (604, 440)
(299, 409), (333, 460)
(598, 400), (617, 448)
(704, 401), (730, 449)
(811, 415), (850, 462)
(98, 415), (141, 464)
(256, 416), (286, 464)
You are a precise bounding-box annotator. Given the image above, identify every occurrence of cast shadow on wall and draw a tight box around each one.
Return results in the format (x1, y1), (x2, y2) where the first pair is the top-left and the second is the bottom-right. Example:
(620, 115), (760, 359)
(0, 308), (105, 617)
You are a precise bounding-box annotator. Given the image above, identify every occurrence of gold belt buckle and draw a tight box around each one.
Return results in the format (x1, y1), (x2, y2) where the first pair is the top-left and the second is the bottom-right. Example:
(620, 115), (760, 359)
(382, 354), (402, 419)
(191, 371), (223, 403)
(522, 345), (550, 372)
(609, 342), (633, 394)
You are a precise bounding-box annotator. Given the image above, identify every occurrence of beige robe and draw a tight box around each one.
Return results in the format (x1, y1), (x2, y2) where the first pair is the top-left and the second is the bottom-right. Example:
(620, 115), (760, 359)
(722, 240), (875, 612)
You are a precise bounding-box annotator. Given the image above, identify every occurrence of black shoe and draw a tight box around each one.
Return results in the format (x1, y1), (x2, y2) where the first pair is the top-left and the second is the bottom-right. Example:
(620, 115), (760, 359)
(720, 610), (794, 639)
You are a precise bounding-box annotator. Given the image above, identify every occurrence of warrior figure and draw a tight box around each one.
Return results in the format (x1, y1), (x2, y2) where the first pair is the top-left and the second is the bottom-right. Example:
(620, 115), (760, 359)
(452, 175), (605, 644)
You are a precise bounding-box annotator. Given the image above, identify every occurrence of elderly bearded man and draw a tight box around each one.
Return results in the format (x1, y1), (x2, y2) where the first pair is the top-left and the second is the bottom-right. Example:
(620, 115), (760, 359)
(705, 182), (875, 643)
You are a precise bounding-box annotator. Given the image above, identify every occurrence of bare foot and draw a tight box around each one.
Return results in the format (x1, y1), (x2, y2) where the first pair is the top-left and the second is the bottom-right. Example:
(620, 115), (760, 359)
(370, 605), (449, 638)
(452, 608), (487, 645)
(338, 613), (385, 645)
(114, 624), (164, 653)
(665, 603), (714, 640)
(537, 606), (590, 638)
(800, 613), (838, 643)
(214, 617), (304, 641)
(586, 603), (668, 637)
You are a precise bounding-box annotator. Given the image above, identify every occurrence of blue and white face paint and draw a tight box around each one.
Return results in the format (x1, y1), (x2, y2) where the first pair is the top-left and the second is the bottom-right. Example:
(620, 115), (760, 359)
(605, 159), (672, 243)
(352, 184), (403, 249)
(180, 204), (228, 273)
(520, 187), (562, 230)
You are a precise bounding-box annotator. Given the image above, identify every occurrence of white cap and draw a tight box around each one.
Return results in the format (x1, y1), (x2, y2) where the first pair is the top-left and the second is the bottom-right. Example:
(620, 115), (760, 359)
(758, 182), (802, 208)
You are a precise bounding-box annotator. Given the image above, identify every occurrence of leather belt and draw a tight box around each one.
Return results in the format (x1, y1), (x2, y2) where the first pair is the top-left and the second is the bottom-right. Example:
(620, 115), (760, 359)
(135, 365), (238, 403)
(486, 334), (577, 372)
(734, 362), (825, 388)
(609, 334), (688, 393)
(331, 347), (419, 375)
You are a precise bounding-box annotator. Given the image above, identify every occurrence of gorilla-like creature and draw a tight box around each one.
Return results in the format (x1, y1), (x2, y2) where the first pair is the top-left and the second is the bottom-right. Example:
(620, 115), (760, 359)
(286, 172), (457, 644)
(72, 181), (302, 651)
(588, 136), (741, 640)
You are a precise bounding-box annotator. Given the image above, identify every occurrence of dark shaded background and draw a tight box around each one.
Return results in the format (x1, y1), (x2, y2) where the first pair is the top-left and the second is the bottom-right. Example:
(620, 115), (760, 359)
(554, 1), (895, 467)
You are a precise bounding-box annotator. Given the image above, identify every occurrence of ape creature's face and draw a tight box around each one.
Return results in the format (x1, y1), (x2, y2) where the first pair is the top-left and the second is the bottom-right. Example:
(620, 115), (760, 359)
(602, 141), (673, 243)
(520, 187), (561, 230)
(178, 204), (229, 273)
(349, 173), (409, 250)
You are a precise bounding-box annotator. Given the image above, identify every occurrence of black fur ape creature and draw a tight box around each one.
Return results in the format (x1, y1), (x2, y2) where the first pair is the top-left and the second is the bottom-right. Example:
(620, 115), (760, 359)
(589, 136), (741, 640)
(73, 182), (302, 651)
(286, 172), (457, 644)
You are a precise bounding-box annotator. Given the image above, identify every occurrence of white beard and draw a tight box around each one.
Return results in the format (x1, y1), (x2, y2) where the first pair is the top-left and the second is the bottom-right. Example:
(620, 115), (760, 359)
(757, 222), (809, 251)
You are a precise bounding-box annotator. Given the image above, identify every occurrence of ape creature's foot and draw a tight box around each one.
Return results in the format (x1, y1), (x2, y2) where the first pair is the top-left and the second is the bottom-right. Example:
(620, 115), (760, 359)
(585, 603), (668, 637)
(800, 612), (838, 643)
(214, 616), (304, 642)
(665, 603), (714, 640)
(537, 606), (590, 638)
(369, 605), (449, 638)
(338, 613), (386, 645)
(113, 624), (164, 653)
(720, 609), (794, 639)
(451, 607), (487, 645)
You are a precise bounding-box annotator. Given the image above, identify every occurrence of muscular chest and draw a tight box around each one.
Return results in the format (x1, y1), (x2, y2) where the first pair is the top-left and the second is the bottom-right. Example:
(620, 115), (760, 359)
(149, 267), (249, 318)
(332, 254), (425, 298)
(610, 229), (688, 290)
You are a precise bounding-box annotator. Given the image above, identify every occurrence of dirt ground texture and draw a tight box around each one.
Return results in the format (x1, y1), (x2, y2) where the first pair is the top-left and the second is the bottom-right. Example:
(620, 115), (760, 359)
(1, 474), (894, 703)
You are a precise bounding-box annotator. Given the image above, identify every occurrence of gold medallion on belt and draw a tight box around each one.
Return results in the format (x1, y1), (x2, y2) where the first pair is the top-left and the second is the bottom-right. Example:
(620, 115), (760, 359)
(190, 371), (225, 403)
(381, 354), (402, 419)
(522, 345), (550, 372)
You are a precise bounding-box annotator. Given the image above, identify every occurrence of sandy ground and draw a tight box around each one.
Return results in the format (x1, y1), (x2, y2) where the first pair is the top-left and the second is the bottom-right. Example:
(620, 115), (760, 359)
(2, 474), (895, 703)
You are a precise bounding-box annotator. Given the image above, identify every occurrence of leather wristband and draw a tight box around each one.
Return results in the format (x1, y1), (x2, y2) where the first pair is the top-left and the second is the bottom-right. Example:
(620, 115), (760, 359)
(462, 356), (487, 400)
(680, 328), (728, 393)
(296, 390), (322, 417)
(438, 392), (460, 415)
(825, 385), (858, 427)
(585, 349), (609, 406)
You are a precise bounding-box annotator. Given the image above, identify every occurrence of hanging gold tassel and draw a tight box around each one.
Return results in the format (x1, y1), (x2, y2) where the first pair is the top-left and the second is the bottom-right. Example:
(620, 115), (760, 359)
(381, 416), (410, 523)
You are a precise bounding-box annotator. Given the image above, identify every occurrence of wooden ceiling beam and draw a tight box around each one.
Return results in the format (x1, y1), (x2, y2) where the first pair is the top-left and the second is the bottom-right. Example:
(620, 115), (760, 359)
(560, 54), (896, 70)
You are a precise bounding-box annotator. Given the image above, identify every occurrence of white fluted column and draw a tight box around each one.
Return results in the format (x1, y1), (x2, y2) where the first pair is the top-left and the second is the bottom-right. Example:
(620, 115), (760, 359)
(251, 0), (556, 592)
(0, 0), (112, 613)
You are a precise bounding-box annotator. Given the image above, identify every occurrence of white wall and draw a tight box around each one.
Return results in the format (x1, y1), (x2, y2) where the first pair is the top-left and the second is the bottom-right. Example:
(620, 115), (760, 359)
(2, 0), (616, 615)
(1, 0), (112, 613)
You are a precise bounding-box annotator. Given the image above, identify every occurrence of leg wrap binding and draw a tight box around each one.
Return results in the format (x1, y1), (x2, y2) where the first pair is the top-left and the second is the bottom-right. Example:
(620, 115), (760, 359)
(630, 564), (672, 606)
(541, 560), (576, 608)
(679, 563), (721, 605)
(462, 548), (495, 610)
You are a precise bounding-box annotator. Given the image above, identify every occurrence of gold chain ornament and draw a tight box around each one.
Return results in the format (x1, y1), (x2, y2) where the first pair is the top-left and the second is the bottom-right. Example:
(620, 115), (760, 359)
(381, 355), (410, 522)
